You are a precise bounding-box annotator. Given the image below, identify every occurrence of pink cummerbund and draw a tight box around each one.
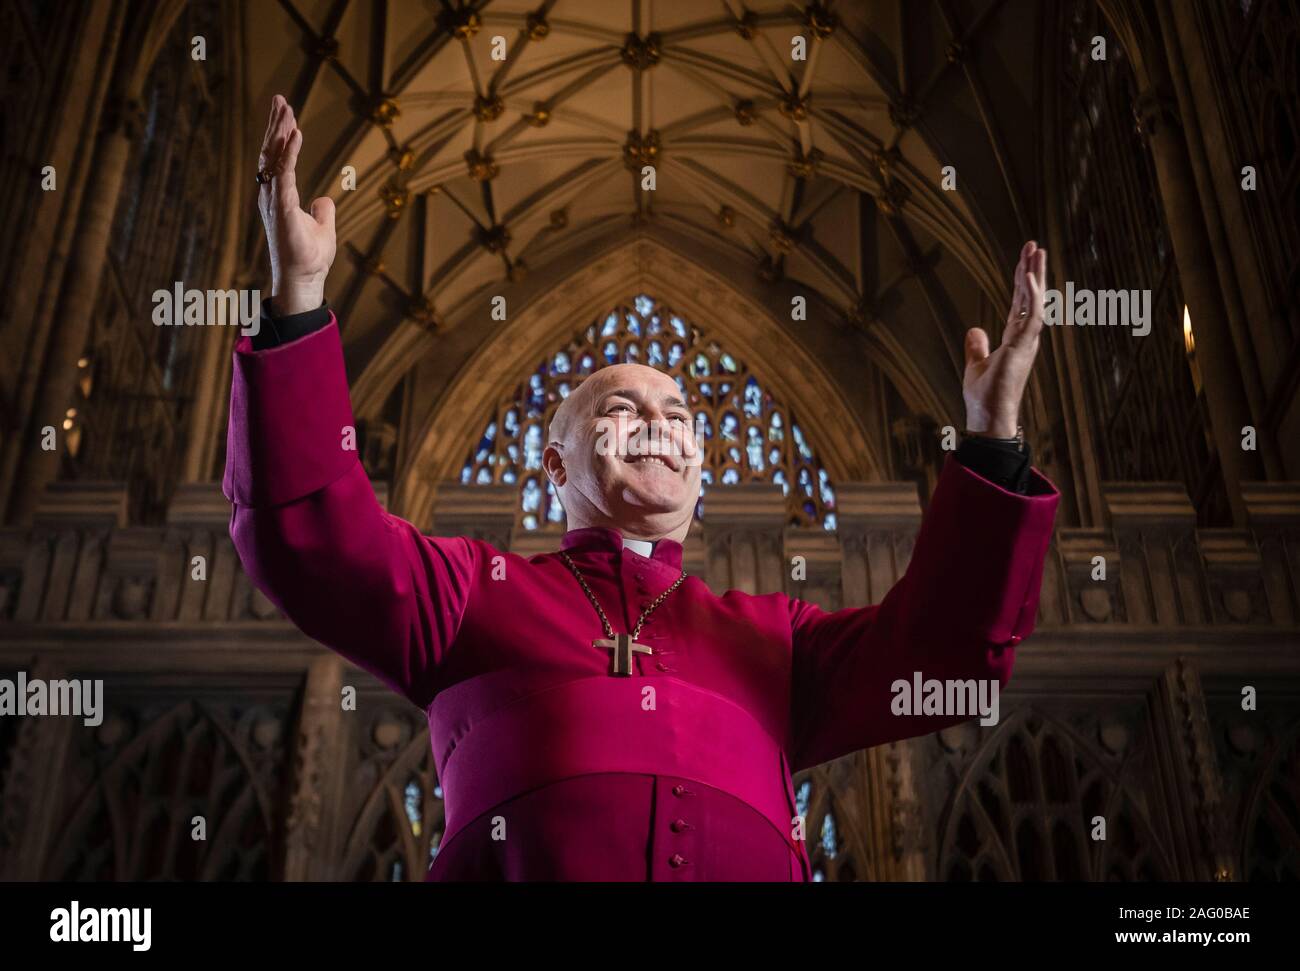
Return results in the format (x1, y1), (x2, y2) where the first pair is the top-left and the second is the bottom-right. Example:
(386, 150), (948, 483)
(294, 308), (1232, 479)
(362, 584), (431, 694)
(428, 675), (802, 858)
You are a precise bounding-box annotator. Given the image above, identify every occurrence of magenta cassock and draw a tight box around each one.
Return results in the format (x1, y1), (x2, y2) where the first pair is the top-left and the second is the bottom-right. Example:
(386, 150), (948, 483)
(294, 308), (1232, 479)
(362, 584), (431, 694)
(223, 316), (1060, 881)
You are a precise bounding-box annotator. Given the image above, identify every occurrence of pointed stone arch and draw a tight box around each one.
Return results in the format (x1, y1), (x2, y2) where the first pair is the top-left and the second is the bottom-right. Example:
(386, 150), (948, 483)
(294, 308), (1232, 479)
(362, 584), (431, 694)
(392, 235), (896, 529)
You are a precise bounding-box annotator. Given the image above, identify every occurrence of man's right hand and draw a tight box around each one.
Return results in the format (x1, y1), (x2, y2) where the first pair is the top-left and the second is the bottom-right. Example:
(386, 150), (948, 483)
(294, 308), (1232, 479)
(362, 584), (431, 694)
(258, 95), (336, 317)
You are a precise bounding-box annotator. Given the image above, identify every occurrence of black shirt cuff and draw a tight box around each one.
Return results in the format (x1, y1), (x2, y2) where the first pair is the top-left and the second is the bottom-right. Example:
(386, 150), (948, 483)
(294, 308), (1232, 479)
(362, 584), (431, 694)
(954, 436), (1032, 495)
(251, 298), (332, 350)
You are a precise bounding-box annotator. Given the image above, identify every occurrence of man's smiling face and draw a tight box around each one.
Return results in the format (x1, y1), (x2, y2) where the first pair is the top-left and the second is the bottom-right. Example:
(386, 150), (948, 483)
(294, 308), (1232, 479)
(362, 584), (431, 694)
(542, 363), (702, 538)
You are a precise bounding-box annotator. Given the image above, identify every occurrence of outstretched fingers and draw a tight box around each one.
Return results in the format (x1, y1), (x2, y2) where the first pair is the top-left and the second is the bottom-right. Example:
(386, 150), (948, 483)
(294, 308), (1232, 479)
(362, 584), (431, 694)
(1006, 242), (1030, 327)
(1007, 242), (1036, 316)
(257, 96), (286, 211)
(1009, 246), (1048, 346)
(1029, 247), (1049, 338)
(258, 95), (283, 168)
(275, 125), (303, 212)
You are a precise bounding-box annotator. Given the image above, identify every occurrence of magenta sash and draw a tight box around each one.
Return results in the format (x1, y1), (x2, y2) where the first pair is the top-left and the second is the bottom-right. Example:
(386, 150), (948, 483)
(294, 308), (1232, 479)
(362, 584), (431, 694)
(429, 675), (809, 873)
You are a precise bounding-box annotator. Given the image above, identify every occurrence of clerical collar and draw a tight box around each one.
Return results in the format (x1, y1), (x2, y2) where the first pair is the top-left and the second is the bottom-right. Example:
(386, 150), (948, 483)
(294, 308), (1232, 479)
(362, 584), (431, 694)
(622, 537), (654, 557)
(559, 526), (684, 570)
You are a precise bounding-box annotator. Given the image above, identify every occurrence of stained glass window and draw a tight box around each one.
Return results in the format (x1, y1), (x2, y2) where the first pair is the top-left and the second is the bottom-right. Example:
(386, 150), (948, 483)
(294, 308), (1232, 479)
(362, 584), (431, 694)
(403, 777), (423, 839)
(459, 295), (837, 531)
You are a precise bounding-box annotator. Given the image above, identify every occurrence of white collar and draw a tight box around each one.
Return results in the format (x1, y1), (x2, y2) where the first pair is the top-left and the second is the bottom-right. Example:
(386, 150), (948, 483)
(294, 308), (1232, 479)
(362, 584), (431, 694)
(622, 536), (655, 557)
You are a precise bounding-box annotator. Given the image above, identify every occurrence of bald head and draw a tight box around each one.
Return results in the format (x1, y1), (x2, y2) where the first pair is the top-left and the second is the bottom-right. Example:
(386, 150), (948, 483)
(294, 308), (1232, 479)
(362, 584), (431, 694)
(546, 380), (581, 449)
(541, 362), (701, 543)
(548, 363), (680, 447)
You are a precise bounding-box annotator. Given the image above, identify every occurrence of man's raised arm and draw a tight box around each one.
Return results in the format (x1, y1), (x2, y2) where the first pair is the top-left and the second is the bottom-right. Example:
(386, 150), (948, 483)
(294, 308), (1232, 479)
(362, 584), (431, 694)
(223, 96), (480, 710)
(788, 241), (1061, 771)
(788, 453), (1058, 771)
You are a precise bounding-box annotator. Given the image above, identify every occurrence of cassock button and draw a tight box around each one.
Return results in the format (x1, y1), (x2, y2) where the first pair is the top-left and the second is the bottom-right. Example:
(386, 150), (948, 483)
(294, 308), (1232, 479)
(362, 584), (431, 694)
(1006, 634), (1023, 647)
(671, 784), (694, 797)
(670, 818), (693, 833)
(656, 662), (673, 672)
(668, 853), (690, 868)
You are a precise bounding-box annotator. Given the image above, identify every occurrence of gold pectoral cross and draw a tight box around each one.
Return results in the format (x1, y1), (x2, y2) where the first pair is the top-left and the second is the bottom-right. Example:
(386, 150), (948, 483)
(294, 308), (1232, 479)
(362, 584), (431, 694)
(594, 633), (652, 676)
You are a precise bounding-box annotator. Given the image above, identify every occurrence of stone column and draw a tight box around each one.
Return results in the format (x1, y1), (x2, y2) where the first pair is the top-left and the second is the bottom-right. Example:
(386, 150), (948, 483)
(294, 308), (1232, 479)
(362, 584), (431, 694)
(161, 482), (234, 623)
(1134, 83), (1265, 525)
(0, 2), (126, 514)
(1242, 481), (1300, 626)
(784, 527), (841, 610)
(9, 93), (145, 524)
(1103, 482), (1203, 626)
(28, 481), (129, 623)
(701, 483), (786, 595)
(835, 482), (922, 606)
(432, 482), (516, 551)
(1147, 659), (1235, 880)
(1157, 0), (1284, 478)
(1052, 528), (1122, 624)
(282, 655), (348, 881)
(181, 0), (247, 483)
(0, 659), (79, 880)
(834, 481), (927, 880)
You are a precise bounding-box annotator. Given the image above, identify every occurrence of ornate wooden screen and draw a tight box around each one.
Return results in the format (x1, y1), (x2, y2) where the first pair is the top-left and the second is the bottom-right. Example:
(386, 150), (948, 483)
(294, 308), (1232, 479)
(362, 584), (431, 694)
(338, 703), (444, 883)
(934, 706), (1175, 881)
(1210, 697), (1300, 882)
(43, 697), (290, 881)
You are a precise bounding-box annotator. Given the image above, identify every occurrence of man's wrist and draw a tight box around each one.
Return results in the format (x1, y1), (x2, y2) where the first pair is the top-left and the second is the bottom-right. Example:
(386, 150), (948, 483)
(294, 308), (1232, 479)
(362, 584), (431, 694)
(270, 276), (326, 316)
(965, 418), (1019, 439)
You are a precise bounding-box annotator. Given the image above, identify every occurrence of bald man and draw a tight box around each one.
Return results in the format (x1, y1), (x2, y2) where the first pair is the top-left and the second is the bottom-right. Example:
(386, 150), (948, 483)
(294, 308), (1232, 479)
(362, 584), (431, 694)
(226, 97), (1059, 880)
(542, 362), (703, 548)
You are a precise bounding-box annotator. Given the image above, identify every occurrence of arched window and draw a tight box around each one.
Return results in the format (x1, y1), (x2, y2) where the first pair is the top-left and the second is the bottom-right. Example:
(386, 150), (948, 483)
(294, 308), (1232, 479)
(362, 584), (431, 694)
(459, 295), (838, 532)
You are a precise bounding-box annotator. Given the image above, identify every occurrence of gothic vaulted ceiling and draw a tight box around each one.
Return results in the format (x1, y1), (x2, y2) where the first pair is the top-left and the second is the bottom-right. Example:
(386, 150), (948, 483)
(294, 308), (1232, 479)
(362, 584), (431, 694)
(240, 0), (1046, 452)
